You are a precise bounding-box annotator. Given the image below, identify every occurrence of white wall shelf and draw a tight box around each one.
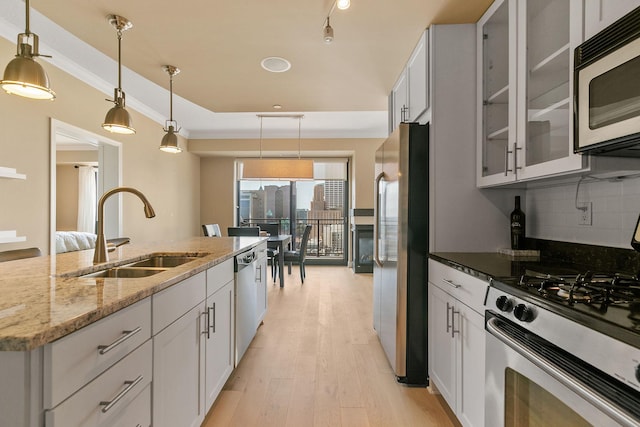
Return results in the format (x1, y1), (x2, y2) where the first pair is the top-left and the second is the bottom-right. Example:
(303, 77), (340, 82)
(0, 230), (26, 244)
(0, 167), (26, 180)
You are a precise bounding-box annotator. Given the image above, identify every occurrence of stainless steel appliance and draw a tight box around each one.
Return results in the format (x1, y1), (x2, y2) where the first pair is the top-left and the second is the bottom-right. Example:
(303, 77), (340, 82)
(575, 5), (640, 156)
(234, 248), (257, 365)
(373, 122), (429, 385)
(485, 270), (640, 426)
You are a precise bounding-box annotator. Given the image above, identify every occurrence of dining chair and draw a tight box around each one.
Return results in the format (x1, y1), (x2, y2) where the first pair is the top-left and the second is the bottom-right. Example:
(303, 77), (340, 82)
(0, 247), (42, 262)
(283, 224), (312, 284)
(202, 223), (222, 237)
(227, 227), (260, 236)
(256, 223), (280, 281)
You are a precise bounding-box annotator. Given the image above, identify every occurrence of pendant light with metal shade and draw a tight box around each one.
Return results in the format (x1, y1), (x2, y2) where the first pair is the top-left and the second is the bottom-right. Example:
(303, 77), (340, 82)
(0, 0), (55, 100)
(160, 65), (182, 153)
(102, 15), (135, 135)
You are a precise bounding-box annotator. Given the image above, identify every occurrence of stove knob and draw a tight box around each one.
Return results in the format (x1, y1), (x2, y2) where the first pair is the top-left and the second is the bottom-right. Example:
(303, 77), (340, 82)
(514, 304), (534, 322)
(496, 295), (513, 312)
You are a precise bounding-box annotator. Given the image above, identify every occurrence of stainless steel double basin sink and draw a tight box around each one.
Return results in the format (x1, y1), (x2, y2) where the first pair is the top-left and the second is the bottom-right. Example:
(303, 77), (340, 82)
(79, 254), (205, 278)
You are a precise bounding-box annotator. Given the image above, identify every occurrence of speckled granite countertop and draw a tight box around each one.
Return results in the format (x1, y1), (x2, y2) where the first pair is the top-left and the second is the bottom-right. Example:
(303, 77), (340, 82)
(0, 237), (265, 351)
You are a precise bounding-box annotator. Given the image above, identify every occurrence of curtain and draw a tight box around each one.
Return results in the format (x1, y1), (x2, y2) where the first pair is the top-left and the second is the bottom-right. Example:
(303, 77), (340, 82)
(77, 166), (97, 233)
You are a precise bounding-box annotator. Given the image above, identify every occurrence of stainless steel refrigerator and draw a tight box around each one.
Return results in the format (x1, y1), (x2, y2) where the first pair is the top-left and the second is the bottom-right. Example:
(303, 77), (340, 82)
(373, 122), (428, 385)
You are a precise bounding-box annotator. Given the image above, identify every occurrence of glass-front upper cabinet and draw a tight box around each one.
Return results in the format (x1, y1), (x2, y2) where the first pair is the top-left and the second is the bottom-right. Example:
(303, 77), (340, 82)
(477, 0), (585, 187)
(478, 0), (517, 186)
(515, 0), (585, 181)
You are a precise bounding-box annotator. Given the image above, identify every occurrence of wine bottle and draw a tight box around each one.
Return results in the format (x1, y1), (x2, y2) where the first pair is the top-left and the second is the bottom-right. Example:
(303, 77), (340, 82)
(510, 196), (525, 250)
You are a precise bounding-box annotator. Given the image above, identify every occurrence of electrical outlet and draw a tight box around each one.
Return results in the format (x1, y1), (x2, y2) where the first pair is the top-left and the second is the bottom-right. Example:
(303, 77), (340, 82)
(578, 202), (592, 226)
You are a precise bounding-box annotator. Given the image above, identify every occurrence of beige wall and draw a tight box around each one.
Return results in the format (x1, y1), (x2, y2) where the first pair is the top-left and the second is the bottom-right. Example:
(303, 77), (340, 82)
(194, 138), (382, 235)
(0, 37), (200, 254)
(56, 165), (79, 231)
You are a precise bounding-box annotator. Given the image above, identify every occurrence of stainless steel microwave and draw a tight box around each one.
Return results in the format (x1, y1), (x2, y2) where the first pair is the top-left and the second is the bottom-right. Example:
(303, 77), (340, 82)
(575, 6), (640, 157)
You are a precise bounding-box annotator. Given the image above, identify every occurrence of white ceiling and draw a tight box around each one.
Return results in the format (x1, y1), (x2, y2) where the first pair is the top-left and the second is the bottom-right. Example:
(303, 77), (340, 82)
(0, 0), (492, 139)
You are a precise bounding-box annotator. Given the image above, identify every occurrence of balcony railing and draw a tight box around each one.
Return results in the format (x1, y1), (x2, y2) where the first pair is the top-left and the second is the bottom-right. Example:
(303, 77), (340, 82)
(244, 217), (345, 259)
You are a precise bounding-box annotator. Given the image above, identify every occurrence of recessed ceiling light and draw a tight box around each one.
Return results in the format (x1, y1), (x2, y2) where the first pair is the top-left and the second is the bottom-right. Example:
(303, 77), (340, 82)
(273, 104), (282, 109)
(261, 57), (291, 73)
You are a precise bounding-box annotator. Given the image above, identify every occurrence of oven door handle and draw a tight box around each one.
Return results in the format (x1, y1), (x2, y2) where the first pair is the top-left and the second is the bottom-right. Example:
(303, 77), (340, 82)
(486, 317), (640, 427)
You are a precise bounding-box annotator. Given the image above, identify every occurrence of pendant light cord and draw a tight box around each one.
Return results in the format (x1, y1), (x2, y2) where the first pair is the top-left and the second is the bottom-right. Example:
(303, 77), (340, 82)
(169, 73), (173, 122)
(259, 116), (263, 159)
(24, 0), (31, 34)
(298, 117), (302, 160)
(117, 30), (123, 91)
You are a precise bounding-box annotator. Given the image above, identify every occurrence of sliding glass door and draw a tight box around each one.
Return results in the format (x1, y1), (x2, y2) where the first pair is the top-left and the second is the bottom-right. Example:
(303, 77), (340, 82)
(236, 160), (348, 266)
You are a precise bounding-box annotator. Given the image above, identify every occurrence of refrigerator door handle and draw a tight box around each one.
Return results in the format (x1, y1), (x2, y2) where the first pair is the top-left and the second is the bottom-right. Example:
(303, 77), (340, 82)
(374, 171), (385, 267)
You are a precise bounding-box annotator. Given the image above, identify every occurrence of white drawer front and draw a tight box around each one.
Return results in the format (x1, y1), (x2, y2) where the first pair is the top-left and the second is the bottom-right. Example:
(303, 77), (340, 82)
(45, 339), (152, 427)
(206, 258), (234, 297)
(428, 259), (488, 313)
(44, 298), (151, 408)
(153, 271), (206, 334)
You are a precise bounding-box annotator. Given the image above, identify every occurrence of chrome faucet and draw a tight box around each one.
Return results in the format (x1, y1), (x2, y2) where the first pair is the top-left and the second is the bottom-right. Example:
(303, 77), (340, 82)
(93, 187), (156, 264)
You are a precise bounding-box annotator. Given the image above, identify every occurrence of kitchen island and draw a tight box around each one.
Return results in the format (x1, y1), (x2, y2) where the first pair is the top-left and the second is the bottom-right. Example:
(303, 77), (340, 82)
(0, 236), (266, 427)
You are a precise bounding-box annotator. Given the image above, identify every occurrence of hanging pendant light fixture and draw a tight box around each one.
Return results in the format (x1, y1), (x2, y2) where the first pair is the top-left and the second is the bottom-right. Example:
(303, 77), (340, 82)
(0, 0), (55, 100)
(159, 65), (182, 153)
(241, 114), (314, 181)
(102, 15), (135, 135)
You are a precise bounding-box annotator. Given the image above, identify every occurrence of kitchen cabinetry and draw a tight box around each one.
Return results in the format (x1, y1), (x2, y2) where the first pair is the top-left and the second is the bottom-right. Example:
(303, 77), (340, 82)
(43, 298), (152, 427)
(428, 259), (486, 427)
(584, 0), (640, 39)
(389, 30), (429, 131)
(152, 272), (207, 427)
(205, 262), (235, 410)
(477, 0), (585, 187)
(153, 259), (235, 427)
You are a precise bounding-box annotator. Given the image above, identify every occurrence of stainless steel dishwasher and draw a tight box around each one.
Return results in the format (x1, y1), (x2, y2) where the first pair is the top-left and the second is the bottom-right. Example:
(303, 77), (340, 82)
(234, 248), (258, 365)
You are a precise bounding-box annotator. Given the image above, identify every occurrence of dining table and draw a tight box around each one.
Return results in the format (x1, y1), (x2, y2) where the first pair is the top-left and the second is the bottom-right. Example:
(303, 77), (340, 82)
(267, 234), (291, 287)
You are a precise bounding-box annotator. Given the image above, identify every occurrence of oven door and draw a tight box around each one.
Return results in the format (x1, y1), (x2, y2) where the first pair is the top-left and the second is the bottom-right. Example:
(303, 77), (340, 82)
(485, 312), (640, 427)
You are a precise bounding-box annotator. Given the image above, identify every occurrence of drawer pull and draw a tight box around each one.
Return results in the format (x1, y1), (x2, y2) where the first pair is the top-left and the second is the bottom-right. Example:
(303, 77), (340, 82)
(99, 374), (143, 413)
(441, 278), (461, 289)
(98, 327), (142, 355)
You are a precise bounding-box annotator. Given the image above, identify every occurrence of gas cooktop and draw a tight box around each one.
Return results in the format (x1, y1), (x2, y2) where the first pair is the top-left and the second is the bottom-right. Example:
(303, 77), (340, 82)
(492, 269), (640, 348)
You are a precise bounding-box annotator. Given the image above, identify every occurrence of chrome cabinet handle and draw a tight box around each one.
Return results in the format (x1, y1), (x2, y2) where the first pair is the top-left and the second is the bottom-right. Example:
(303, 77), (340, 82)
(486, 317), (638, 427)
(451, 308), (460, 338)
(99, 375), (143, 413)
(446, 302), (452, 334)
(513, 142), (522, 175)
(210, 303), (216, 334)
(98, 327), (142, 355)
(202, 309), (210, 339)
(441, 278), (461, 289)
(504, 145), (513, 176)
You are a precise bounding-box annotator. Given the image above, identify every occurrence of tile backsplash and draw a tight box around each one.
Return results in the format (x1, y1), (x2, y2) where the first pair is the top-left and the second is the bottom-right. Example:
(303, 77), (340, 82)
(526, 176), (640, 249)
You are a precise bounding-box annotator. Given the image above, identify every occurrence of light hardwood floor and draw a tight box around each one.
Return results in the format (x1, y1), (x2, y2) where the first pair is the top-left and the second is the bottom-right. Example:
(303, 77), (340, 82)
(203, 265), (460, 427)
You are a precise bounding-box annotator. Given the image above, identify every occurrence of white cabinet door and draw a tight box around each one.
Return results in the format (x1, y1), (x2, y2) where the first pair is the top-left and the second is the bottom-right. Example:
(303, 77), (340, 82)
(477, 0), (518, 187)
(428, 283), (456, 408)
(455, 302), (485, 427)
(205, 280), (234, 410)
(153, 303), (206, 427)
(584, 0), (640, 39)
(407, 30), (429, 122)
(392, 71), (408, 130)
(256, 251), (268, 326)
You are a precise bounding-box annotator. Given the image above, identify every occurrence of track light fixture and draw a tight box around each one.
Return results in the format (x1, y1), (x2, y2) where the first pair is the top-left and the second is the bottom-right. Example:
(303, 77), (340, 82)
(160, 65), (182, 154)
(322, 0), (351, 43)
(323, 17), (334, 44)
(0, 0), (55, 100)
(102, 15), (135, 135)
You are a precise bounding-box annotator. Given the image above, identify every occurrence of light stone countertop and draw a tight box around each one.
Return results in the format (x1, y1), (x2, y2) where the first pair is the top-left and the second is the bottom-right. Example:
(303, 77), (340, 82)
(0, 236), (265, 351)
